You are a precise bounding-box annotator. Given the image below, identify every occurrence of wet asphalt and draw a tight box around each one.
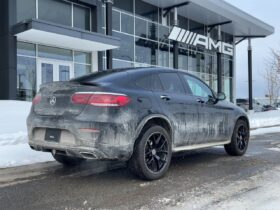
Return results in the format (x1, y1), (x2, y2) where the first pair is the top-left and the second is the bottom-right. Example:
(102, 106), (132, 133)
(0, 132), (280, 210)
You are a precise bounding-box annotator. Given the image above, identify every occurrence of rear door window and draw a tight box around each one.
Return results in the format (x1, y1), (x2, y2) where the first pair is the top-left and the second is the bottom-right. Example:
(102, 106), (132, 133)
(158, 73), (185, 94)
(135, 74), (163, 92)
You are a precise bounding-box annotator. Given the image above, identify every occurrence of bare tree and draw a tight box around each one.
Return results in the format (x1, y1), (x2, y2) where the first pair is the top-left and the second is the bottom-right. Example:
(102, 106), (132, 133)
(265, 49), (280, 105)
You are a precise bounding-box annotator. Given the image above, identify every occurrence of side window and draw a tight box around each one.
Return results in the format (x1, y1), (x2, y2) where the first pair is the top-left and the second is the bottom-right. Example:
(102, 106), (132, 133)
(135, 74), (163, 91)
(135, 76), (151, 90)
(158, 73), (185, 94)
(183, 75), (213, 98)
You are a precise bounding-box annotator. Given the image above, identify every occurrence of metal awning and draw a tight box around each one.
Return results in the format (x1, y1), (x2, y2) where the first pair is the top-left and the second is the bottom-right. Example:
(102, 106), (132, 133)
(143, 0), (274, 37)
(13, 19), (120, 52)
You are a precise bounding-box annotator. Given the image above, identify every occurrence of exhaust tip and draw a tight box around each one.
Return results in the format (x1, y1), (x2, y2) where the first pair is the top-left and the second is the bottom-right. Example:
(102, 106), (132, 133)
(80, 152), (98, 159)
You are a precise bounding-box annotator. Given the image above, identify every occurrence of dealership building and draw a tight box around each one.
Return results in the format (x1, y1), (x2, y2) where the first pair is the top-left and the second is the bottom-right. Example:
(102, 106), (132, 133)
(0, 0), (274, 105)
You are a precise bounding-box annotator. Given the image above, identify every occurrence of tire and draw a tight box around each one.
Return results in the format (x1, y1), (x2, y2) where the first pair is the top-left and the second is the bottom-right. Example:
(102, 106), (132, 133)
(128, 125), (172, 180)
(225, 119), (250, 156)
(52, 153), (85, 167)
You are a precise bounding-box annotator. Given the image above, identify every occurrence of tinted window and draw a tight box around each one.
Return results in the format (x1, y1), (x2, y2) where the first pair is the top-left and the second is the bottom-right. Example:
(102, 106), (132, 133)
(135, 74), (163, 91)
(17, 0), (36, 23)
(73, 4), (90, 31)
(158, 73), (185, 94)
(38, 0), (71, 26)
(183, 75), (213, 98)
(121, 13), (134, 35)
(113, 31), (134, 61)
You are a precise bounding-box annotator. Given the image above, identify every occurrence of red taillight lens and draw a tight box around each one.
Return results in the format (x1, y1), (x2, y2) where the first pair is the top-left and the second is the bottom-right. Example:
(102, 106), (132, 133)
(71, 93), (131, 107)
(32, 94), (41, 105)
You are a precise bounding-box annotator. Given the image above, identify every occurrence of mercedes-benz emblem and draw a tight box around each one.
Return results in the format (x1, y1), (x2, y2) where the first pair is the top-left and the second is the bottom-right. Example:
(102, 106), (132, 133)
(49, 96), (56, 106)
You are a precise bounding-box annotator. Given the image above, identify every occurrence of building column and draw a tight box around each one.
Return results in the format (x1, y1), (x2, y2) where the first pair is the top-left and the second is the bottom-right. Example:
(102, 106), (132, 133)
(173, 7), (179, 69)
(105, 0), (113, 70)
(0, 0), (17, 100)
(217, 25), (223, 93)
(248, 38), (253, 110)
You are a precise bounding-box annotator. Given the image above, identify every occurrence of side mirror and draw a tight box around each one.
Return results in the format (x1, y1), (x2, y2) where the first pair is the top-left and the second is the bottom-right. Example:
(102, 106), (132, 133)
(216, 92), (226, 101)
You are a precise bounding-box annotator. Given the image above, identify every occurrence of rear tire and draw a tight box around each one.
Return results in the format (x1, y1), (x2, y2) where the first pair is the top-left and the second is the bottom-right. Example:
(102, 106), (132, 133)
(225, 119), (250, 156)
(128, 125), (172, 180)
(52, 153), (85, 166)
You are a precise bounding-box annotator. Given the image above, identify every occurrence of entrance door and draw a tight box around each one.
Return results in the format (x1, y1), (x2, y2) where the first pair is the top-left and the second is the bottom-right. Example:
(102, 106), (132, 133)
(37, 59), (74, 91)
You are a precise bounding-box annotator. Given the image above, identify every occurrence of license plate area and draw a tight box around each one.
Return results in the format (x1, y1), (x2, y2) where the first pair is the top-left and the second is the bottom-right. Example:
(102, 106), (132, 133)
(45, 128), (61, 142)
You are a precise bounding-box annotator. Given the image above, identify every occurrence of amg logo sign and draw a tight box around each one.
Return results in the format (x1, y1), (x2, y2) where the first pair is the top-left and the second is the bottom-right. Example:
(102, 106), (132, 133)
(168, 26), (234, 56)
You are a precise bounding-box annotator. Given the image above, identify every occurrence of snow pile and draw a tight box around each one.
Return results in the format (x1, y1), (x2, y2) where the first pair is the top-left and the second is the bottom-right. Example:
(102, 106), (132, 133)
(0, 100), (53, 168)
(248, 110), (280, 129)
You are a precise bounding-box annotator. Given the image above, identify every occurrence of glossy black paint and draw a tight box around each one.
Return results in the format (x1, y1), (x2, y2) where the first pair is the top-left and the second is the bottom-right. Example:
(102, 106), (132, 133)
(27, 67), (249, 160)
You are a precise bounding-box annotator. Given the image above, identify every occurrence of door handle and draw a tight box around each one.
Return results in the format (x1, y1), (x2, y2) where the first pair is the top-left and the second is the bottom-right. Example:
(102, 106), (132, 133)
(160, 95), (170, 101)
(196, 98), (205, 104)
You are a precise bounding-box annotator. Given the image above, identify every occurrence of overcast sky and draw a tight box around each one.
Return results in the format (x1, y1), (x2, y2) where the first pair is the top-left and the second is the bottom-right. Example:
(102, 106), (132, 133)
(225, 0), (278, 99)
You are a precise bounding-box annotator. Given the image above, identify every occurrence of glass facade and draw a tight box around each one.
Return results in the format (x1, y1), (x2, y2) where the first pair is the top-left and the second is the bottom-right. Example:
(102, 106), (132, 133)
(102, 0), (234, 101)
(17, 42), (92, 101)
(17, 0), (91, 31)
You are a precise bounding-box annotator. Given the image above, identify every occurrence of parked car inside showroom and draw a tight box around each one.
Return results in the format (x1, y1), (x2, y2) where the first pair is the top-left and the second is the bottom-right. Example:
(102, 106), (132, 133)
(27, 68), (250, 180)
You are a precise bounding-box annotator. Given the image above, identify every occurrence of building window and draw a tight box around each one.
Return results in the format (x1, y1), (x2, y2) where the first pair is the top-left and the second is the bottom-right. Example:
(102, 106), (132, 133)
(135, 0), (159, 23)
(114, 0), (133, 13)
(135, 17), (148, 38)
(112, 10), (121, 31)
(121, 13), (134, 35)
(74, 64), (91, 78)
(17, 42), (36, 57)
(73, 4), (91, 31)
(113, 31), (134, 62)
(17, 56), (36, 101)
(74, 51), (92, 77)
(38, 0), (72, 26)
(16, 0), (36, 23)
(135, 38), (158, 65)
(38, 45), (72, 61)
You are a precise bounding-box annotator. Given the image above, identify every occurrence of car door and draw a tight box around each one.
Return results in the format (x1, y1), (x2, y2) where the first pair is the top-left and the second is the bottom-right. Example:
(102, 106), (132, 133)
(154, 72), (199, 147)
(181, 74), (231, 144)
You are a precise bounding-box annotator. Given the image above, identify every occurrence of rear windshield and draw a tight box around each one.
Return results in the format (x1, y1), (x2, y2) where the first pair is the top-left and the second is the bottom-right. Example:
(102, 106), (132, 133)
(71, 70), (129, 85)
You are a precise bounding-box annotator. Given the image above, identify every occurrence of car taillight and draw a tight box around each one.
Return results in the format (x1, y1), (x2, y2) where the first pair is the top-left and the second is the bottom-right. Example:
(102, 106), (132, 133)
(71, 93), (131, 107)
(32, 94), (41, 105)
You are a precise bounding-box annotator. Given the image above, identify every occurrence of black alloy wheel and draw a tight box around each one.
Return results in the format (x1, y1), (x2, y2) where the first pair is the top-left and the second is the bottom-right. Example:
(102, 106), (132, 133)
(225, 119), (250, 156)
(129, 125), (172, 180)
(144, 132), (168, 173)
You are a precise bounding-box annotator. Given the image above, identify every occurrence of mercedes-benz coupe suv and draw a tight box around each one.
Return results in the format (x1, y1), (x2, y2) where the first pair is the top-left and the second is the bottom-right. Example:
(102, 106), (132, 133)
(27, 68), (250, 180)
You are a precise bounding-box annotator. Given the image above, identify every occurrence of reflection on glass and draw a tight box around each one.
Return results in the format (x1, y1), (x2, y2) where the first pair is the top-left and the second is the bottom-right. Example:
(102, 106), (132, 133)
(16, 0), (36, 23)
(74, 51), (91, 64)
(17, 42), (36, 57)
(158, 44), (169, 67)
(74, 64), (91, 78)
(135, 38), (158, 65)
(121, 13), (134, 34)
(112, 10), (120, 31)
(73, 4), (90, 31)
(38, 45), (72, 61)
(59, 65), (70, 81)
(113, 31), (134, 61)
(41, 63), (53, 84)
(135, 18), (147, 38)
(38, 0), (71, 26)
(17, 56), (36, 101)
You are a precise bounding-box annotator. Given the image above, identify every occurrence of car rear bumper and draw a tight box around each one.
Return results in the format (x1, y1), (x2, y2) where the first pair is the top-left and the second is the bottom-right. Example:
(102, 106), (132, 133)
(27, 114), (134, 161)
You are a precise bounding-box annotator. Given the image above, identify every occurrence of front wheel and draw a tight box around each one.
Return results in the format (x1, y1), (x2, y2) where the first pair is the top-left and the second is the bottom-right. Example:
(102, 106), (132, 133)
(225, 119), (250, 156)
(52, 153), (85, 167)
(128, 125), (172, 180)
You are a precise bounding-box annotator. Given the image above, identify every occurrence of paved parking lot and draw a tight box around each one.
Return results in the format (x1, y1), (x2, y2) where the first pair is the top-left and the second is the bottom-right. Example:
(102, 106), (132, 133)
(0, 132), (280, 210)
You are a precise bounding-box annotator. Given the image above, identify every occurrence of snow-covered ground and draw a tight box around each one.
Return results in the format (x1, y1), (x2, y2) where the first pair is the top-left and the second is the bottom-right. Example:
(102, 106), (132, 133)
(249, 110), (280, 129)
(0, 101), (53, 168)
(0, 100), (280, 168)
